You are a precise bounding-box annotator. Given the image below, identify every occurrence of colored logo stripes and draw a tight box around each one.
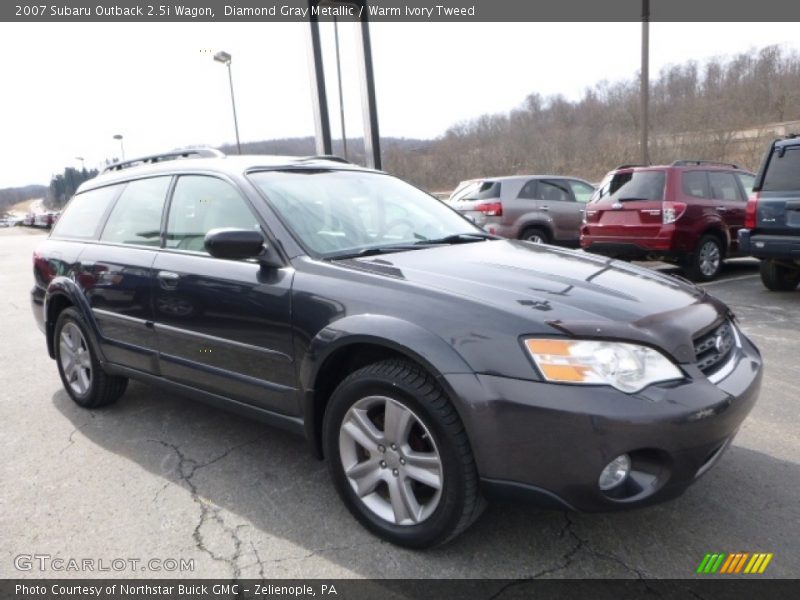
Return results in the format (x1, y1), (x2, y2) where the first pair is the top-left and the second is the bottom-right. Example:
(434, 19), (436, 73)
(697, 552), (773, 574)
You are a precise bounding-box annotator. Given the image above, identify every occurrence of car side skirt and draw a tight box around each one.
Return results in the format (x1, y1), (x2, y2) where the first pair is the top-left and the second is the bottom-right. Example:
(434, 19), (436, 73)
(102, 361), (306, 438)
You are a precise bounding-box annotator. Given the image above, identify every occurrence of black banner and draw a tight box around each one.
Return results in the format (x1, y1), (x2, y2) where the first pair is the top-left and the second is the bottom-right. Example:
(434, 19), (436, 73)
(5, 0), (800, 22)
(3, 579), (800, 600)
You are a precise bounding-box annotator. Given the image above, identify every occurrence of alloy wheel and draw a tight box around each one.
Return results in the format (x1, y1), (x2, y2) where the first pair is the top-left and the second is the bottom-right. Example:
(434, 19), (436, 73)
(698, 240), (721, 277)
(338, 395), (443, 526)
(59, 322), (92, 395)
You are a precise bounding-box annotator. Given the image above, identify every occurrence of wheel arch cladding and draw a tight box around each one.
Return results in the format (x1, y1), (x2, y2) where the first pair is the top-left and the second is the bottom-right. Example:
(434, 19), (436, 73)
(45, 277), (100, 360)
(298, 315), (475, 458)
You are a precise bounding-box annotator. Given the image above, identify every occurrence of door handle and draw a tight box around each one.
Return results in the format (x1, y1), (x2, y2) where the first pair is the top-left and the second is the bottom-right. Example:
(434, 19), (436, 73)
(158, 271), (180, 281)
(540, 206), (550, 211)
(715, 206), (728, 212)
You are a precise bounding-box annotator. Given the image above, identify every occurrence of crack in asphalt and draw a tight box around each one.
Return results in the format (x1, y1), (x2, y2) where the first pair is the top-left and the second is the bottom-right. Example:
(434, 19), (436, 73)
(238, 542), (365, 572)
(249, 541), (266, 579)
(60, 412), (96, 454)
(149, 437), (264, 578)
(486, 513), (662, 599)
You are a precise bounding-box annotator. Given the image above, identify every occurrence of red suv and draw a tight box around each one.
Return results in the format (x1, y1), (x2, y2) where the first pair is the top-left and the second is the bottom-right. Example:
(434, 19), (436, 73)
(581, 161), (755, 280)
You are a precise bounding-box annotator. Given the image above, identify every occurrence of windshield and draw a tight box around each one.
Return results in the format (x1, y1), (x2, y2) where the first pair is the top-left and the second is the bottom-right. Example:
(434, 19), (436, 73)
(248, 170), (484, 258)
(593, 170), (666, 203)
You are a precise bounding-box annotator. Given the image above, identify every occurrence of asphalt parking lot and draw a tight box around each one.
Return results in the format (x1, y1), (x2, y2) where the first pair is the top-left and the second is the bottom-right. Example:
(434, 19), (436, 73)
(1, 226), (798, 580)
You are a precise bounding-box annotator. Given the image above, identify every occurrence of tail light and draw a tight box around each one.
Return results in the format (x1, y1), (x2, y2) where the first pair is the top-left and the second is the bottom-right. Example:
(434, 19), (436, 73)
(662, 201), (686, 224)
(476, 201), (503, 217)
(744, 193), (759, 229)
(33, 251), (55, 283)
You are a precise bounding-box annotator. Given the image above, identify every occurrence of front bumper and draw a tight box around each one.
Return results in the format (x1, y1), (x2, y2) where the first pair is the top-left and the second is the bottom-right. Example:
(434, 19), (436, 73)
(446, 328), (762, 512)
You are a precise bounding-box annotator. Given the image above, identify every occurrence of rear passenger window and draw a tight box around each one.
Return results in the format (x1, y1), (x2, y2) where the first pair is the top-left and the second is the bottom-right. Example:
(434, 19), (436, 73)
(709, 172), (743, 201)
(51, 185), (121, 239)
(682, 171), (710, 199)
(166, 176), (260, 253)
(761, 147), (800, 191)
(517, 180), (538, 199)
(100, 177), (171, 246)
(536, 180), (572, 202)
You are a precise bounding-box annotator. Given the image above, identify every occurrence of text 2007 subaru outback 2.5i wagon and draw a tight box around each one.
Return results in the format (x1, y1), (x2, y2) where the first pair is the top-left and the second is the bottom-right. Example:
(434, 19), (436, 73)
(32, 149), (762, 548)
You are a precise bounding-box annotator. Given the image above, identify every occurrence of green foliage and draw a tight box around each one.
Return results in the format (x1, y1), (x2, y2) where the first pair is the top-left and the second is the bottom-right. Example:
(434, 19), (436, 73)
(47, 167), (99, 208)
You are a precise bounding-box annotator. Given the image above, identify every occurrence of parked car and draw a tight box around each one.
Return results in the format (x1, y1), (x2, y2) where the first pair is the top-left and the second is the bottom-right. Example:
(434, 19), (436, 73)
(581, 161), (756, 281)
(447, 178), (482, 204)
(447, 175), (596, 246)
(32, 149), (761, 548)
(0, 215), (18, 227)
(23, 212), (36, 226)
(738, 136), (800, 290)
(34, 211), (59, 229)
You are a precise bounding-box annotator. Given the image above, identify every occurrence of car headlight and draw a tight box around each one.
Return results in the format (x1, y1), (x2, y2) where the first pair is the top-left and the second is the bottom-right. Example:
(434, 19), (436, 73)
(524, 338), (683, 393)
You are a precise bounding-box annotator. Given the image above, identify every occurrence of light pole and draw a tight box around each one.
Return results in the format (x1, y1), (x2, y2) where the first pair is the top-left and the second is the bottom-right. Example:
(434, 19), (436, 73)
(640, 0), (650, 165)
(214, 50), (242, 154)
(75, 156), (86, 171)
(333, 17), (348, 159)
(113, 134), (125, 161)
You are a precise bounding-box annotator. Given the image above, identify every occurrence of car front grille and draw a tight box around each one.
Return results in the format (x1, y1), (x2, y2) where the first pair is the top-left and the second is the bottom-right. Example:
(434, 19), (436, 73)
(694, 320), (736, 376)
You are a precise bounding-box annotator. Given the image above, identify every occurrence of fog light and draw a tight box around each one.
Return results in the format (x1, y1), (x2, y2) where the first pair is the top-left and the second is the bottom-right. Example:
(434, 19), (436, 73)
(598, 454), (631, 491)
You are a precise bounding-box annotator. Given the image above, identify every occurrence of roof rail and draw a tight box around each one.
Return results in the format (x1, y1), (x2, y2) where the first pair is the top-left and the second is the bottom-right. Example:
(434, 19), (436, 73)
(613, 164), (648, 170)
(103, 148), (225, 173)
(671, 159), (740, 169)
(296, 155), (351, 164)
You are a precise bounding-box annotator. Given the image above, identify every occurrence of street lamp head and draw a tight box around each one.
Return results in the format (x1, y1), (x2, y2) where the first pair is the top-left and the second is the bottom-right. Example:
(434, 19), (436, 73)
(213, 51), (232, 65)
(113, 134), (123, 140)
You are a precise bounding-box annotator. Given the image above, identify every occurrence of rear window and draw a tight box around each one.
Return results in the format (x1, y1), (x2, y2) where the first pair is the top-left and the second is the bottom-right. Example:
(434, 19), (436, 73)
(450, 181), (480, 202)
(762, 147), (800, 191)
(595, 170), (665, 203)
(464, 180), (501, 201)
(50, 185), (121, 239)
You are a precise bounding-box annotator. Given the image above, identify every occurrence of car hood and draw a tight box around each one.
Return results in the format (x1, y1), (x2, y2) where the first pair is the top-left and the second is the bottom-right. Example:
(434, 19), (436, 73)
(341, 240), (729, 363)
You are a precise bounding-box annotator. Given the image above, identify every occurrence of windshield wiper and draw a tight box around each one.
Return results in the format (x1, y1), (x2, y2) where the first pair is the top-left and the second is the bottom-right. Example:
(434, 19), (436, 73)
(327, 244), (426, 260)
(414, 232), (497, 245)
(327, 233), (496, 260)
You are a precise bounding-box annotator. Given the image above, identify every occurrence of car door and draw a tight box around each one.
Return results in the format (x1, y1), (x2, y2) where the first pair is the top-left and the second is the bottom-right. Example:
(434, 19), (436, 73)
(152, 174), (297, 416)
(80, 176), (171, 375)
(536, 179), (583, 242)
(709, 171), (747, 253)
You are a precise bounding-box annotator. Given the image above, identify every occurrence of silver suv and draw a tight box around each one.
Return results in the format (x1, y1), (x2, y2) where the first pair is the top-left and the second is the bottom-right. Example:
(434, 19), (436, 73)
(447, 175), (595, 245)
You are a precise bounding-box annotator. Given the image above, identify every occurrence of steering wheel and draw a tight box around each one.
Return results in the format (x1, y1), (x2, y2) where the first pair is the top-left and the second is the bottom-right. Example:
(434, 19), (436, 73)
(380, 218), (415, 240)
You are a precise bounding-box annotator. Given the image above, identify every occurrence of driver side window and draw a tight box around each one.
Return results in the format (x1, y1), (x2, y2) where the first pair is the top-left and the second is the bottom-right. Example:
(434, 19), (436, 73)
(166, 176), (261, 253)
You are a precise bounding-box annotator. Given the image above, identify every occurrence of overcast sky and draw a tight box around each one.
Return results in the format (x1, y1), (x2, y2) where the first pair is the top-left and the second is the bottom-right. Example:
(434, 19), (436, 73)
(1, 22), (798, 188)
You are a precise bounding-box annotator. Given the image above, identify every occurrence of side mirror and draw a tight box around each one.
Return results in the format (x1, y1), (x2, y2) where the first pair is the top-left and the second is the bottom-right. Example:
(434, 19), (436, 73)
(204, 228), (266, 260)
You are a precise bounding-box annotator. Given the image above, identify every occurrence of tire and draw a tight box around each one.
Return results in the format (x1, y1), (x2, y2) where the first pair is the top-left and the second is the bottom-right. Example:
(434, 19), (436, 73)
(54, 307), (128, 408)
(760, 258), (800, 291)
(322, 359), (485, 548)
(520, 227), (550, 244)
(685, 234), (723, 281)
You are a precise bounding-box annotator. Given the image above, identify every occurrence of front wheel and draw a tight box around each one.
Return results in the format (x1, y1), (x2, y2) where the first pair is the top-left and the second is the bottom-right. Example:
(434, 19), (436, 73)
(760, 258), (800, 291)
(54, 307), (128, 408)
(323, 360), (485, 548)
